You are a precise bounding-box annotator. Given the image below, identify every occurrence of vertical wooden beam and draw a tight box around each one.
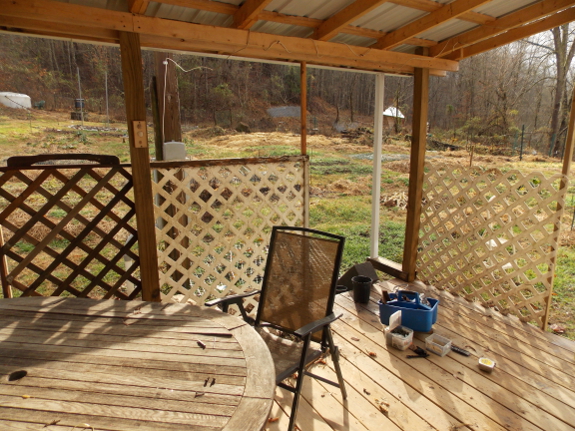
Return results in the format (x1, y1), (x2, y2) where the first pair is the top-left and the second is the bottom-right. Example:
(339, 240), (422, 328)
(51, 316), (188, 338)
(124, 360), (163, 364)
(561, 86), (575, 178)
(119, 31), (161, 302)
(300, 62), (309, 227)
(370, 73), (384, 258)
(0, 226), (12, 298)
(402, 50), (429, 281)
(542, 85), (575, 329)
(154, 52), (182, 147)
(300, 62), (307, 156)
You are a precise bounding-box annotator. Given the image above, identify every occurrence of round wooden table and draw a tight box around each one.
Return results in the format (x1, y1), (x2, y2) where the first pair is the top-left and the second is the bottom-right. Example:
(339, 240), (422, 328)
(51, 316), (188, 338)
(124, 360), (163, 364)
(0, 297), (275, 431)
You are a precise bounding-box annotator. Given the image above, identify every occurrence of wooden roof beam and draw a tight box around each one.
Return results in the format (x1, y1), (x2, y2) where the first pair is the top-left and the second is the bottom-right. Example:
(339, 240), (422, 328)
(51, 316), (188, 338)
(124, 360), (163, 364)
(127, 0), (150, 15)
(0, 15), (119, 41)
(233, 0), (274, 30)
(0, 0), (458, 73)
(138, 33), (449, 75)
(314, 0), (387, 41)
(430, 0), (575, 57)
(445, 6), (575, 60)
(373, 0), (493, 50)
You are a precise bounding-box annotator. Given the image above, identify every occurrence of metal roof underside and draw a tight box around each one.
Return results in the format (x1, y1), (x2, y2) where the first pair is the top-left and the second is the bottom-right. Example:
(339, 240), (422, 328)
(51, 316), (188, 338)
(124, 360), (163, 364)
(1, 0), (574, 75)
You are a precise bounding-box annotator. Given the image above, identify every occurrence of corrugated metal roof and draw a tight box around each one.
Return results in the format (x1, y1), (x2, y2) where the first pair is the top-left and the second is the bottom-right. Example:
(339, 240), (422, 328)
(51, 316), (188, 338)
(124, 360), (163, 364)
(475, 0), (540, 17)
(10, 0), (570, 74)
(354, 3), (427, 32)
(419, 19), (478, 42)
(353, 3), (425, 32)
(251, 20), (315, 38)
(55, 0), (127, 12)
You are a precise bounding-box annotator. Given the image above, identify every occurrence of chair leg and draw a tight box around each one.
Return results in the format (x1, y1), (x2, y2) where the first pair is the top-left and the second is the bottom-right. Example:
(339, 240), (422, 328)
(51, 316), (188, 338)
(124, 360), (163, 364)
(287, 334), (313, 431)
(287, 366), (306, 431)
(326, 328), (347, 399)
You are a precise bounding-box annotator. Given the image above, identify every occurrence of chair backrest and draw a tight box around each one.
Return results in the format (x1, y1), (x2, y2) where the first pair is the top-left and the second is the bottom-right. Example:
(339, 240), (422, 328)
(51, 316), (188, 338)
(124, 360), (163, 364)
(255, 226), (345, 345)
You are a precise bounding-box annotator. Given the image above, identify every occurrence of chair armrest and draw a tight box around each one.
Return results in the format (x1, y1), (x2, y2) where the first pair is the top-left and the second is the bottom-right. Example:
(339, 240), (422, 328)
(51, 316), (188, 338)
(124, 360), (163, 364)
(205, 290), (260, 308)
(205, 290), (260, 324)
(295, 313), (341, 337)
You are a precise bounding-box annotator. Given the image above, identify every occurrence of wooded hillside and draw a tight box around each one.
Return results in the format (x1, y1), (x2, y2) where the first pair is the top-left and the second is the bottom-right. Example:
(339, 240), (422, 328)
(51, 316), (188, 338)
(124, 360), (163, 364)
(0, 25), (573, 156)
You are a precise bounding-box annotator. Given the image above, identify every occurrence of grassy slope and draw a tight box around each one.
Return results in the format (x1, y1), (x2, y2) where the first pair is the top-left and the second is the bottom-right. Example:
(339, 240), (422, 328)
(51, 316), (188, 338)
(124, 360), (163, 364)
(1, 108), (574, 340)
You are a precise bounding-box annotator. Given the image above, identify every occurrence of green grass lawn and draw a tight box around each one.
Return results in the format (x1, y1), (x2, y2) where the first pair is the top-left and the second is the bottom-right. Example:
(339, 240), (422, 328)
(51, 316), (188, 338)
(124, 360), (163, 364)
(1, 108), (574, 340)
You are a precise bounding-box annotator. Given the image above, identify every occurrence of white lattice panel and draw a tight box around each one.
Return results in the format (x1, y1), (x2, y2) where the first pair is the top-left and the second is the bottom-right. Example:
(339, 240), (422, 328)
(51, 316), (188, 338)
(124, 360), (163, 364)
(152, 157), (307, 310)
(417, 164), (568, 328)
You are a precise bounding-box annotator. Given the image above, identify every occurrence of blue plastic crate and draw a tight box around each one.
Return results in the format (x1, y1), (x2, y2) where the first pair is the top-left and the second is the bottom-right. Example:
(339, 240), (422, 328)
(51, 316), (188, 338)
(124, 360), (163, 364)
(379, 290), (439, 332)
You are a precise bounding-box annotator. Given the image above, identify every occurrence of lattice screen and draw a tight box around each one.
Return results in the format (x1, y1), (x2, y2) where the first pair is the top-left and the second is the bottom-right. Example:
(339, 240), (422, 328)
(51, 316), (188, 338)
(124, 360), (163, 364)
(151, 156), (307, 309)
(0, 165), (141, 299)
(417, 164), (568, 328)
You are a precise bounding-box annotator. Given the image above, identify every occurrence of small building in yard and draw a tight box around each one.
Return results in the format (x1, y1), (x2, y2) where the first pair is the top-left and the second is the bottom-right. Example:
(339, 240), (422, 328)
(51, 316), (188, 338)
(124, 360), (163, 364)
(383, 106), (405, 129)
(0, 92), (31, 109)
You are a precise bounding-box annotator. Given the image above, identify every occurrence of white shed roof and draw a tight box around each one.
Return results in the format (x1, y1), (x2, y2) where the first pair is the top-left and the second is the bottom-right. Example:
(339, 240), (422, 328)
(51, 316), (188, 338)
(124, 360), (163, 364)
(383, 107), (405, 119)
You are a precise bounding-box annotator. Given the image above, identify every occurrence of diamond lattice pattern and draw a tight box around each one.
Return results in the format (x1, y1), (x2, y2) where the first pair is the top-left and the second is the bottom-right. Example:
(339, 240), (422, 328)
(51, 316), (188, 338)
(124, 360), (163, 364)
(0, 166), (141, 299)
(152, 158), (306, 309)
(417, 164), (568, 328)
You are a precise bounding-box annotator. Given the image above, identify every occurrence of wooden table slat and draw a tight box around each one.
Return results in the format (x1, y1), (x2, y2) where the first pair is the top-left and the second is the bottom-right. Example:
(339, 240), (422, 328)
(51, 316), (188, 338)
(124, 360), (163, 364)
(0, 298), (275, 431)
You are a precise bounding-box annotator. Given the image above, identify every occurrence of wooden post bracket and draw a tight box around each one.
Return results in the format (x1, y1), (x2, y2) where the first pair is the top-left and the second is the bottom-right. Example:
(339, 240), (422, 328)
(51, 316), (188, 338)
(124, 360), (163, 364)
(132, 120), (148, 148)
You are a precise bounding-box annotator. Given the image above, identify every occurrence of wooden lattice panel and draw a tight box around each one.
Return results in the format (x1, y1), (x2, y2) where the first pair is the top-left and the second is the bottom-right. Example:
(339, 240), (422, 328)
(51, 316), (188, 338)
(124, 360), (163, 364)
(152, 156), (307, 309)
(0, 165), (141, 299)
(417, 164), (568, 328)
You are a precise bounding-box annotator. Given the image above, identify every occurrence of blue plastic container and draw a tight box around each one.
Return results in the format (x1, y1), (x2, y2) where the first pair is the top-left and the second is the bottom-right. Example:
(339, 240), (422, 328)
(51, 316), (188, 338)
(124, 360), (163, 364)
(379, 290), (439, 332)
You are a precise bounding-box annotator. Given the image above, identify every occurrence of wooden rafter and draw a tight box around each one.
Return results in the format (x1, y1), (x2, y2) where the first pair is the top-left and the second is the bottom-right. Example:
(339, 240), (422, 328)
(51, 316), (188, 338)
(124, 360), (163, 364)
(430, 0), (575, 57)
(233, 0), (274, 30)
(127, 0), (150, 15)
(445, 6), (575, 60)
(373, 0), (493, 50)
(314, 0), (387, 41)
(0, 0), (458, 74)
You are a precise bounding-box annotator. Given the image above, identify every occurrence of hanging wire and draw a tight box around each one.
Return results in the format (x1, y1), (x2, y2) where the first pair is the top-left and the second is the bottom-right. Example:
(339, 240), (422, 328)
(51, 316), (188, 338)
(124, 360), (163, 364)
(161, 58), (212, 144)
(227, 30), (252, 59)
(263, 40), (292, 53)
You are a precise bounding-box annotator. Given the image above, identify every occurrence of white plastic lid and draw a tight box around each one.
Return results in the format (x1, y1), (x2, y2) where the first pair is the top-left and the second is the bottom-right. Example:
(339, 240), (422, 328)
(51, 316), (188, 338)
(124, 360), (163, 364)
(389, 310), (402, 331)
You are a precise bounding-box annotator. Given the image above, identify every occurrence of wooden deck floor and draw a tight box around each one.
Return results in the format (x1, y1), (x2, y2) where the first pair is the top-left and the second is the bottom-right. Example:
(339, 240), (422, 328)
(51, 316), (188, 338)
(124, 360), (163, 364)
(265, 279), (575, 431)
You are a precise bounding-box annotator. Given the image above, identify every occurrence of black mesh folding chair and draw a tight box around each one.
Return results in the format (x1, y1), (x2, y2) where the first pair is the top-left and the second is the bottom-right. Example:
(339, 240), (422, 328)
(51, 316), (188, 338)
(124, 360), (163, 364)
(206, 226), (347, 431)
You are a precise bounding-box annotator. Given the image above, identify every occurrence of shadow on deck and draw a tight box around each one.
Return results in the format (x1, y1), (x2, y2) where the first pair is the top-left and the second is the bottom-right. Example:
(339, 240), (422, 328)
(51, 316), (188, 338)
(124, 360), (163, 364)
(266, 279), (575, 431)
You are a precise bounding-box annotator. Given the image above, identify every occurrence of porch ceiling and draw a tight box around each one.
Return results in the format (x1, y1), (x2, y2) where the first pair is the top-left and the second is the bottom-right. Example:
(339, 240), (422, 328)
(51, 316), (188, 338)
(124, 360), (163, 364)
(0, 0), (574, 76)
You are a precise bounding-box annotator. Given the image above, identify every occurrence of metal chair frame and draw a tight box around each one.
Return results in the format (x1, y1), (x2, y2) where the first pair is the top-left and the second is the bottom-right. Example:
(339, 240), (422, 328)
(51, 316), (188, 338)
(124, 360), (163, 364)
(207, 226), (347, 431)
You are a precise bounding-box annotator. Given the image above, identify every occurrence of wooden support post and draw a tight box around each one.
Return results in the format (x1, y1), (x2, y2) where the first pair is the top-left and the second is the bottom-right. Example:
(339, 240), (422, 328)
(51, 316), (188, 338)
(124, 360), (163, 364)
(300, 61), (307, 156)
(402, 50), (429, 282)
(0, 226), (12, 298)
(370, 73), (384, 258)
(542, 85), (575, 329)
(560, 86), (575, 178)
(119, 31), (161, 302)
(154, 52), (182, 146)
(301, 62), (309, 228)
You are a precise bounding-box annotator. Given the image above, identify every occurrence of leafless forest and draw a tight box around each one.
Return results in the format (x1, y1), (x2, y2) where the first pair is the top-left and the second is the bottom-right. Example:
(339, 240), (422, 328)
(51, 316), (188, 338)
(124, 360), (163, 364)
(0, 25), (573, 156)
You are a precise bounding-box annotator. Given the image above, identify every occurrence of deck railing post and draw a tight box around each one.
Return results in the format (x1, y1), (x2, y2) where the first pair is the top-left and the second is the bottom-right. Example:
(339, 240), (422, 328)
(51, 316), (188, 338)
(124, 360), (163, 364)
(543, 85), (575, 329)
(370, 73), (384, 258)
(402, 49), (429, 281)
(119, 31), (161, 302)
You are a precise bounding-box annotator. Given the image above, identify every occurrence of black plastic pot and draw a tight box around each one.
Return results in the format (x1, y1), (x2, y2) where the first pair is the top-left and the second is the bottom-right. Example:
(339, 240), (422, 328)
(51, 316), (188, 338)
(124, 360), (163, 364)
(351, 275), (372, 304)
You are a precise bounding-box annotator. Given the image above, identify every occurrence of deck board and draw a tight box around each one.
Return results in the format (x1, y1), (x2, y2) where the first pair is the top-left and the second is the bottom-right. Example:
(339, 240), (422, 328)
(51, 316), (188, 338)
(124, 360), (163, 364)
(278, 279), (575, 431)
